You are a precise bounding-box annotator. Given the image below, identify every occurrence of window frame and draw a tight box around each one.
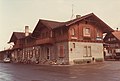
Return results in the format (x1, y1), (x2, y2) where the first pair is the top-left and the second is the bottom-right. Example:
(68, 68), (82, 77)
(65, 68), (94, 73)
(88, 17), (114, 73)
(71, 28), (75, 36)
(83, 27), (91, 37)
(83, 46), (92, 57)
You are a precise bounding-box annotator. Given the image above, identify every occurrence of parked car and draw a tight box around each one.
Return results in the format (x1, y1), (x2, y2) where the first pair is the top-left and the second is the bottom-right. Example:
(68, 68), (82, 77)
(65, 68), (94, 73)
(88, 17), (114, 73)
(114, 53), (120, 60)
(3, 58), (11, 63)
(105, 53), (113, 60)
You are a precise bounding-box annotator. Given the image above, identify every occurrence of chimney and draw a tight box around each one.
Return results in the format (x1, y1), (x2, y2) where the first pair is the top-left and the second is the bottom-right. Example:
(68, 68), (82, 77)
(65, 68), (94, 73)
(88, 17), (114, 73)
(25, 26), (29, 36)
(76, 15), (81, 19)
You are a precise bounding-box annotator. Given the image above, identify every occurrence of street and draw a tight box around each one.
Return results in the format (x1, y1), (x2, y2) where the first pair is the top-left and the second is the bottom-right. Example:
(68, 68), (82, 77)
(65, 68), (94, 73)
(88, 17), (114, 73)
(0, 61), (120, 81)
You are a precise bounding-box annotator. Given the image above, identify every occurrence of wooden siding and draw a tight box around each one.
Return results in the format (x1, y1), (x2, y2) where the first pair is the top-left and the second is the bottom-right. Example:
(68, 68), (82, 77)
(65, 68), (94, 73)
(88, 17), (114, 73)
(68, 21), (103, 42)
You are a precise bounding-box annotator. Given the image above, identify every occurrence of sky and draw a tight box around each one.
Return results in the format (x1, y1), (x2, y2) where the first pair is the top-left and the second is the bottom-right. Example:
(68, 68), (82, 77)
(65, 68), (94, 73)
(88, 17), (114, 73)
(0, 0), (120, 51)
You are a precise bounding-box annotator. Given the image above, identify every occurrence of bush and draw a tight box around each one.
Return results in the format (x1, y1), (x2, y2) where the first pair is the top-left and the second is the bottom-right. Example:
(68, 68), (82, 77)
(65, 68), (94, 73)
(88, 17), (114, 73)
(83, 59), (91, 63)
(73, 59), (84, 64)
(73, 59), (91, 64)
(95, 58), (103, 62)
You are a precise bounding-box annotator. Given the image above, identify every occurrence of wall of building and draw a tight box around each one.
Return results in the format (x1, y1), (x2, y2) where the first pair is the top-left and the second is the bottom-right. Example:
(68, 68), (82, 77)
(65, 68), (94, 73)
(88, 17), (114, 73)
(68, 21), (103, 42)
(55, 42), (69, 64)
(68, 42), (104, 64)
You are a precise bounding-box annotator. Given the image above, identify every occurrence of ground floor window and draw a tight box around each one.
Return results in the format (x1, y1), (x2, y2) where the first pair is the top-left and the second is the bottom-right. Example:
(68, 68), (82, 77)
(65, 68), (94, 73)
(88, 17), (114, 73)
(83, 46), (92, 57)
(47, 48), (50, 60)
(29, 50), (33, 58)
(35, 49), (40, 58)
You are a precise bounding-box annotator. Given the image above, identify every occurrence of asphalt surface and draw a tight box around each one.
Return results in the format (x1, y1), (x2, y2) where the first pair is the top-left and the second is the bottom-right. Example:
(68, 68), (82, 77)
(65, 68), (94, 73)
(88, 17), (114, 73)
(0, 61), (120, 81)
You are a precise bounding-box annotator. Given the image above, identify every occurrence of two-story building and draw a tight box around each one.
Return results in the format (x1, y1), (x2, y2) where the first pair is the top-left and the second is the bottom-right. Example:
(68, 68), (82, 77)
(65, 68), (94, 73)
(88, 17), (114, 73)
(8, 13), (113, 64)
(104, 30), (120, 59)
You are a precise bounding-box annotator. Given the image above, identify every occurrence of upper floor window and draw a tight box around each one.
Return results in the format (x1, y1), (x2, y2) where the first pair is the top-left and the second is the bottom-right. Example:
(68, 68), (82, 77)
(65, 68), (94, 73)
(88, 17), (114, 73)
(83, 27), (91, 37)
(96, 29), (103, 40)
(50, 31), (53, 37)
(111, 38), (116, 41)
(108, 38), (110, 41)
(96, 29), (101, 37)
(108, 37), (116, 41)
(71, 28), (75, 36)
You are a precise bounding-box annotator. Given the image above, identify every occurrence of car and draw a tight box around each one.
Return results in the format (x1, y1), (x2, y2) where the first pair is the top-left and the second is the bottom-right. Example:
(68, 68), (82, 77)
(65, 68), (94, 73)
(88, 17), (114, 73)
(114, 53), (120, 60)
(105, 53), (113, 60)
(3, 58), (11, 63)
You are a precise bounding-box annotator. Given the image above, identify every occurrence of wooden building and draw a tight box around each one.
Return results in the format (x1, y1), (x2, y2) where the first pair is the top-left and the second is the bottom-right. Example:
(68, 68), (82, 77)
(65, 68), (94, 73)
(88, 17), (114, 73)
(104, 30), (120, 58)
(8, 13), (113, 64)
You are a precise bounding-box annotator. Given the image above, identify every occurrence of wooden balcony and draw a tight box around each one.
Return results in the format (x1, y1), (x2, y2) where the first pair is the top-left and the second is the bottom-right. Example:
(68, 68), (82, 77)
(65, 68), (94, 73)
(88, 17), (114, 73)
(36, 38), (54, 45)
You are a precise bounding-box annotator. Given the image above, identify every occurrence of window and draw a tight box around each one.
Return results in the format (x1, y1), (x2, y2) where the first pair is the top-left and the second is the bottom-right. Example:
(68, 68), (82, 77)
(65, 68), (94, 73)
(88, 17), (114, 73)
(73, 43), (75, 48)
(83, 28), (91, 37)
(96, 29), (101, 37)
(96, 29), (103, 40)
(47, 48), (50, 59)
(35, 49), (39, 58)
(88, 46), (92, 57)
(108, 38), (110, 41)
(83, 46), (92, 57)
(84, 46), (88, 57)
(29, 50), (33, 58)
(71, 28), (75, 36)
(111, 38), (116, 41)
(50, 31), (53, 37)
(59, 45), (64, 57)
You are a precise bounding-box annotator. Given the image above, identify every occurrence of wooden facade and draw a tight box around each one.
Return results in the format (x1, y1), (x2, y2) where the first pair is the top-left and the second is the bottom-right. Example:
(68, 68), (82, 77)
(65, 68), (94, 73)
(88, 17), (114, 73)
(6, 13), (113, 64)
(104, 31), (120, 58)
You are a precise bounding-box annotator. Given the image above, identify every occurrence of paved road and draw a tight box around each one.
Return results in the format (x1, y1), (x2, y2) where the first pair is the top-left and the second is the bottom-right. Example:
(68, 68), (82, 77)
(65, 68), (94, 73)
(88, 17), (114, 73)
(0, 61), (120, 81)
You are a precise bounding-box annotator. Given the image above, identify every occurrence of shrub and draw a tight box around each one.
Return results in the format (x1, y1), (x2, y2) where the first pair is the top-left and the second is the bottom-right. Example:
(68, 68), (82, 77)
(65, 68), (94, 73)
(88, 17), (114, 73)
(95, 58), (103, 62)
(83, 59), (91, 63)
(73, 59), (83, 64)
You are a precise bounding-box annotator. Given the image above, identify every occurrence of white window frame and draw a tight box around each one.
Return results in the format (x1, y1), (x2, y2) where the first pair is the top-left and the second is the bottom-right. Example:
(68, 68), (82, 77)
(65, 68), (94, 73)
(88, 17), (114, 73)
(71, 28), (75, 36)
(83, 46), (92, 57)
(83, 27), (91, 37)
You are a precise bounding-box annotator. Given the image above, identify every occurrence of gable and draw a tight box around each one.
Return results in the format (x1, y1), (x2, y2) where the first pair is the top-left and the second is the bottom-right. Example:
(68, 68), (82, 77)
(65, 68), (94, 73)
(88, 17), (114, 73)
(32, 20), (52, 37)
(104, 31), (120, 42)
(103, 33), (113, 41)
(31, 13), (113, 39)
(112, 31), (120, 41)
(66, 13), (113, 33)
(9, 32), (25, 43)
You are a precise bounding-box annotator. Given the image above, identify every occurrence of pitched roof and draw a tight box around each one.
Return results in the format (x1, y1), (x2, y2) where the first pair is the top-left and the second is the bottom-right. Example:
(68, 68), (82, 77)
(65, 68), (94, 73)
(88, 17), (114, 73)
(9, 32), (25, 43)
(37, 13), (93, 29)
(112, 31), (120, 40)
(66, 13), (94, 26)
(66, 13), (113, 33)
(14, 32), (25, 39)
(34, 13), (113, 33)
(40, 19), (65, 29)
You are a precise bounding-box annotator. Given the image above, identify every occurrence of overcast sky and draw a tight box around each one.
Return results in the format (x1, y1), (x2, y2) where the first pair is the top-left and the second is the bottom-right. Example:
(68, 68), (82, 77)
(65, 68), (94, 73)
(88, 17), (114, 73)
(0, 0), (120, 51)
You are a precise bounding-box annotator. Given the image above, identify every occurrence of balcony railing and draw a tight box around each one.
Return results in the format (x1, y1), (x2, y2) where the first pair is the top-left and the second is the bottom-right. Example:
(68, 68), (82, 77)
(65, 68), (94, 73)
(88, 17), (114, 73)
(36, 37), (54, 45)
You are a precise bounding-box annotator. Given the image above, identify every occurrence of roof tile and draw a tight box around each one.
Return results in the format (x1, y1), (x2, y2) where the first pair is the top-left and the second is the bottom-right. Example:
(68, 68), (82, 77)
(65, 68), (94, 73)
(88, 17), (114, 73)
(112, 31), (120, 40)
